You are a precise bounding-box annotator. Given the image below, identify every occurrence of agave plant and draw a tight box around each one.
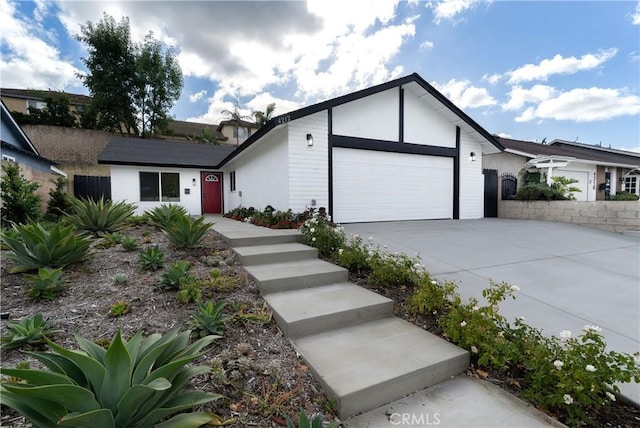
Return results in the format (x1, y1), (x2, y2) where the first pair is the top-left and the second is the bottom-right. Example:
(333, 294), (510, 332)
(0, 221), (93, 273)
(138, 246), (165, 271)
(188, 300), (230, 337)
(162, 215), (212, 249)
(146, 204), (189, 229)
(286, 411), (339, 428)
(160, 261), (193, 290)
(25, 267), (67, 301)
(1, 313), (63, 350)
(65, 197), (136, 234)
(0, 327), (221, 427)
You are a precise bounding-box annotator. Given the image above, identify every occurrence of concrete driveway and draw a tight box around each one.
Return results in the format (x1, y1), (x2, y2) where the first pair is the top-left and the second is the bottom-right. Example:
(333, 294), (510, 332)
(342, 218), (640, 402)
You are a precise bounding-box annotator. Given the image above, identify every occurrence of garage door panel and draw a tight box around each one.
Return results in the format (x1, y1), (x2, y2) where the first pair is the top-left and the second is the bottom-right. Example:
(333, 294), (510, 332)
(333, 148), (453, 223)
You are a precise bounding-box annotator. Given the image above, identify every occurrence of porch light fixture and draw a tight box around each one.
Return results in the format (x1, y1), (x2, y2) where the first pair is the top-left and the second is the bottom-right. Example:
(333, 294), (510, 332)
(306, 133), (314, 147)
(470, 152), (477, 162)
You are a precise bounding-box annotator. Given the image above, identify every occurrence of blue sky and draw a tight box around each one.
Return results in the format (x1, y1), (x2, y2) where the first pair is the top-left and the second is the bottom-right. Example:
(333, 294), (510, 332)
(1, 0), (639, 151)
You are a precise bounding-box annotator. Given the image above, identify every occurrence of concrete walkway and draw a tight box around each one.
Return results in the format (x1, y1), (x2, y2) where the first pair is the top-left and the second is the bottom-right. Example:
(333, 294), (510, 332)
(342, 218), (640, 404)
(207, 216), (565, 427)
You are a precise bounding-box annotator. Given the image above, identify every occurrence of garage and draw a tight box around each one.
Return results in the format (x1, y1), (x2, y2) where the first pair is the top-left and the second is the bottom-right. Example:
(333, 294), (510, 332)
(332, 147), (453, 223)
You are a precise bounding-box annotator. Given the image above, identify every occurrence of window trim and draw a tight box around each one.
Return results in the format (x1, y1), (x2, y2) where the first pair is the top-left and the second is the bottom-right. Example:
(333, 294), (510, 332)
(230, 171), (236, 192)
(623, 176), (638, 195)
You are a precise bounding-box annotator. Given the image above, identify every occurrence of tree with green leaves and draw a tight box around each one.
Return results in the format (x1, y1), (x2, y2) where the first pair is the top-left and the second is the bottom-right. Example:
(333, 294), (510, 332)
(1, 163), (41, 226)
(76, 13), (138, 135)
(11, 95), (77, 128)
(135, 33), (183, 137)
(252, 103), (276, 127)
(221, 99), (252, 145)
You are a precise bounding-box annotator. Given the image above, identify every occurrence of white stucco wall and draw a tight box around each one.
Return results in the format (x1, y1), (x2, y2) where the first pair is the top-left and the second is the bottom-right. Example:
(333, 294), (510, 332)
(332, 89), (398, 141)
(459, 133), (485, 219)
(288, 111), (329, 212)
(110, 165), (203, 215)
(403, 92), (456, 148)
(223, 127), (289, 212)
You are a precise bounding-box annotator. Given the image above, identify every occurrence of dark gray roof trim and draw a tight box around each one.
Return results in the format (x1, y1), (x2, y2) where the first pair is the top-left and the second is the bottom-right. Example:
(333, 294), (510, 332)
(98, 137), (236, 169)
(219, 73), (504, 166)
(1, 141), (55, 165)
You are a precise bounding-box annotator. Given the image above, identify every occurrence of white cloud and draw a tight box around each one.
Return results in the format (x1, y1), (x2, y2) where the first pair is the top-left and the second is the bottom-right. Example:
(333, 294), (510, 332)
(420, 40), (434, 50)
(427, 0), (479, 24)
(502, 85), (556, 111)
(482, 72), (501, 85)
(514, 87), (640, 123)
(505, 49), (618, 84)
(632, 1), (640, 25)
(495, 132), (513, 139)
(189, 90), (207, 103)
(432, 79), (497, 109)
(0, 0), (82, 89)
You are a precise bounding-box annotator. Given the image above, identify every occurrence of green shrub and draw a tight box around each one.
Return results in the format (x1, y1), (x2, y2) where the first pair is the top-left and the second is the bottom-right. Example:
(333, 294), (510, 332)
(1, 162), (41, 226)
(550, 176), (581, 200)
(109, 300), (130, 317)
(369, 250), (422, 288)
(0, 327), (221, 427)
(176, 276), (203, 304)
(127, 214), (150, 227)
(120, 235), (139, 251)
(111, 273), (128, 285)
(138, 246), (165, 271)
(299, 213), (345, 258)
(0, 221), (92, 273)
(25, 267), (67, 301)
(46, 176), (72, 219)
(96, 231), (122, 249)
(612, 191), (639, 201)
(65, 197), (135, 234)
(338, 234), (373, 274)
(515, 183), (567, 200)
(162, 215), (212, 248)
(286, 410), (339, 428)
(160, 261), (193, 290)
(188, 300), (230, 337)
(146, 204), (189, 229)
(407, 277), (458, 315)
(1, 313), (62, 350)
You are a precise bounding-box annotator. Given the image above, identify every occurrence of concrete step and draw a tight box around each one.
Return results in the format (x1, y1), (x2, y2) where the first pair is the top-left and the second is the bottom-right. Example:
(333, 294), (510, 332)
(245, 259), (349, 294)
(234, 243), (318, 266)
(224, 232), (300, 248)
(265, 283), (393, 338)
(293, 318), (470, 419)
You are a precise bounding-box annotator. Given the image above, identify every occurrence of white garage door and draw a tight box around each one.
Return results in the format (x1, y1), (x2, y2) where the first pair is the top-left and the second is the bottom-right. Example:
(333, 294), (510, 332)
(554, 169), (590, 201)
(333, 148), (453, 223)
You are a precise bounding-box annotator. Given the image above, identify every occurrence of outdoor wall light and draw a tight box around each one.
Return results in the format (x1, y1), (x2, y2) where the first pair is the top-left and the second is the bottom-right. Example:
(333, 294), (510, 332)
(306, 133), (314, 147)
(470, 152), (477, 162)
(192, 178), (196, 186)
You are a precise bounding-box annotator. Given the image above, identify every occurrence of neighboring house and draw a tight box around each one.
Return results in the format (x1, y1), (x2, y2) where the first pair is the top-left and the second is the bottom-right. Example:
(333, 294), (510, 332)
(484, 137), (640, 201)
(1, 101), (65, 208)
(166, 120), (229, 144)
(100, 73), (504, 222)
(98, 137), (235, 215)
(217, 119), (260, 146)
(1, 88), (91, 117)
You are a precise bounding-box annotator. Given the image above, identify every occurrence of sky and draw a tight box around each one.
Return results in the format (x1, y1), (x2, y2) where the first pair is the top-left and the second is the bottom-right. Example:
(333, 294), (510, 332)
(1, 0), (639, 151)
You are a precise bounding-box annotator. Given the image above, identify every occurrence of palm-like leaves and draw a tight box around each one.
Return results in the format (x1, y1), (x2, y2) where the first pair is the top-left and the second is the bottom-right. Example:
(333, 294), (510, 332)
(146, 204), (189, 229)
(0, 221), (92, 273)
(252, 103), (276, 127)
(0, 327), (221, 427)
(162, 215), (212, 248)
(188, 300), (230, 337)
(66, 197), (136, 234)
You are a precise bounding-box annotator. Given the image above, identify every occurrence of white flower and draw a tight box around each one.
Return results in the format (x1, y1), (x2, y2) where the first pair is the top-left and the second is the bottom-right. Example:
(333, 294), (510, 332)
(605, 391), (616, 401)
(563, 394), (573, 405)
(368, 236), (374, 241)
(326, 215), (332, 221)
(492, 304), (500, 312)
(553, 360), (564, 370)
(460, 321), (467, 327)
(585, 364), (596, 373)
(471, 346), (478, 354)
(471, 305), (479, 311)
(584, 325), (602, 333)
(559, 330), (572, 339)
(431, 280), (438, 285)
(413, 263), (421, 270)
(338, 249), (344, 255)
(517, 316), (525, 321)
(511, 285), (520, 292)
(312, 237), (316, 242)
(497, 331), (505, 338)
(310, 227), (315, 233)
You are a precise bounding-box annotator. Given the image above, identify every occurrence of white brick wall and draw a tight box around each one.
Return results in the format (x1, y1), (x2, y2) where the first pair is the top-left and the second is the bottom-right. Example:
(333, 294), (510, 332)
(287, 111), (329, 212)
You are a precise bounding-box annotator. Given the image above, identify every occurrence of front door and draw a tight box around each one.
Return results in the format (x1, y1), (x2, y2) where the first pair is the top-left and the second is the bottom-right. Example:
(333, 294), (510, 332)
(201, 172), (222, 214)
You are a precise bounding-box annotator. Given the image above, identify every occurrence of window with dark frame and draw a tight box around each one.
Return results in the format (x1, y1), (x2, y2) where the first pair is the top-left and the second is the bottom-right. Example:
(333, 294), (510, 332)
(139, 172), (180, 202)
(230, 171), (236, 192)
(623, 176), (638, 195)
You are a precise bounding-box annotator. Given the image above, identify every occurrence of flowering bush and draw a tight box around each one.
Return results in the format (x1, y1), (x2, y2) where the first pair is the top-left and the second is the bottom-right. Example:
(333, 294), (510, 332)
(337, 234), (373, 274)
(299, 210), (345, 257)
(407, 276), (458, 315)
(369, 250), (423, 288)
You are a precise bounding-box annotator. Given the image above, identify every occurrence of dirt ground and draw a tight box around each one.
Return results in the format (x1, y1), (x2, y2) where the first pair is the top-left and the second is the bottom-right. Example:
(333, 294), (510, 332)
(0, 223), (336, 427)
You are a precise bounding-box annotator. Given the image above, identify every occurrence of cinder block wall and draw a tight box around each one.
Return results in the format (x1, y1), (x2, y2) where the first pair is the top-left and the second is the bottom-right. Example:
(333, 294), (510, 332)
(499, 200), (640, 233)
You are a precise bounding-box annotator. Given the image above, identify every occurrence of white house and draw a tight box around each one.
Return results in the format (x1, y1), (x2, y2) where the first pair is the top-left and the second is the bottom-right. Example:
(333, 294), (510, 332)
(99, 73), (505, 222)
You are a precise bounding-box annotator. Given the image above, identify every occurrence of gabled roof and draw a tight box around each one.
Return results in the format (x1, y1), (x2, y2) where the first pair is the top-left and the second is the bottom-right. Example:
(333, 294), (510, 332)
(217, 119), (260, 131)
(496, 137), (640, 167)
(98, 137), (236, 169)
(219, 73), (504, 166)
(1, 88), (92, 105)
(1, 100), (42, 156)
(167, 120), (227, 141)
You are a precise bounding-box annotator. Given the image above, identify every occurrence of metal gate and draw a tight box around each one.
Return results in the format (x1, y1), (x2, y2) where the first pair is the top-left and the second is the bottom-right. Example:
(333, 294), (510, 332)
(73, 175), (111, 201)
(483, 169), (498, 218)
(501, 174), (518, 200)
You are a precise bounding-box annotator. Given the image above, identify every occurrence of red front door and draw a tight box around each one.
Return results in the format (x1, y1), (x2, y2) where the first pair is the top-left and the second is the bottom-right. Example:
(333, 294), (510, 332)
(201, 172), (222, 214)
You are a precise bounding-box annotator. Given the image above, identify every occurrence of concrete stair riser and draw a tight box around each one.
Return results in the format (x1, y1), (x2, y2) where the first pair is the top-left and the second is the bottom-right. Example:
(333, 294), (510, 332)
(234, 243), (318, 265)
(245, 261), (349, 294)
(224, 234), (300, 247)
